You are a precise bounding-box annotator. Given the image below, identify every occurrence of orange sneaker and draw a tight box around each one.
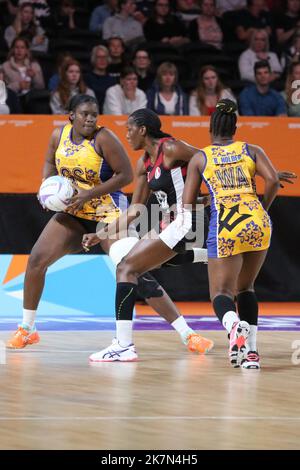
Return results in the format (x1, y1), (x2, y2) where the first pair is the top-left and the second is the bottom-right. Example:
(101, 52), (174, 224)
(187, 334), (214, 354)
(6, 326), (40, 349)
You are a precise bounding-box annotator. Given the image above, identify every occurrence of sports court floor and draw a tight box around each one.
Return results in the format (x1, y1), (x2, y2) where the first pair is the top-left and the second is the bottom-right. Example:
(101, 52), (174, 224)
(0, 302), (299, 450)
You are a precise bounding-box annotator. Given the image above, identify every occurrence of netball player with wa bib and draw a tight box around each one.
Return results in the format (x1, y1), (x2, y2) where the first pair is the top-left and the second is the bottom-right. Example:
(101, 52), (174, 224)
(183, 99), (281, 369)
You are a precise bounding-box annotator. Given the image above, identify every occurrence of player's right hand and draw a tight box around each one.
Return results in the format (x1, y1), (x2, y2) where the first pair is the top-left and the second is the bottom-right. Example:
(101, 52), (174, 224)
(277, 171), (297, 188)
(82, 233), (101, 251)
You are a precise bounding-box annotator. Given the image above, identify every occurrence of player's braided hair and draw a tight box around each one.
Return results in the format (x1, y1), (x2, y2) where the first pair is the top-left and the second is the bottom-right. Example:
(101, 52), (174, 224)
(210, 99), (237, 138)
(129, 108), (171, 138)
(68, 94), (99, 122)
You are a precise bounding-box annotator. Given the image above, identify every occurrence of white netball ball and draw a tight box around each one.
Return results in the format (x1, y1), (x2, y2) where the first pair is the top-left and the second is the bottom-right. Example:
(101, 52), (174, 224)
(38, 175), (74, 212)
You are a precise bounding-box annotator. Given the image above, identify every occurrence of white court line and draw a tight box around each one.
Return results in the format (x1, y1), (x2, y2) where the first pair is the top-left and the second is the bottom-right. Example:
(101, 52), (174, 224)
(7, 349), (95, 353)
(5, 350), (229, 357)
(0, 416), (300, 421)
(5, 349), (291, 358)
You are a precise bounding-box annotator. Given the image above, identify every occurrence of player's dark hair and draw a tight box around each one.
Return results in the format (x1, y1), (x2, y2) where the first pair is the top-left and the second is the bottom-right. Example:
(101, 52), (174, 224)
(129, 108), (171, 138)
(68, 94), (99, 122)
(210, 99), (237, 138)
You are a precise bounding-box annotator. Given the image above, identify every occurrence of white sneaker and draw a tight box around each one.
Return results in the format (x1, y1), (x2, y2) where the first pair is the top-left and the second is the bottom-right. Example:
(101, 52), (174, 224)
(229, 321), (250, 367)
(241, 351), (260, 370)
(89, 338), (138, 363)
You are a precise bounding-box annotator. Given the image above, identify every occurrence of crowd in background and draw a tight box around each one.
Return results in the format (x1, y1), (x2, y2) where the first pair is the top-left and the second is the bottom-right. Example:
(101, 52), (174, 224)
(1, 0), (300, 116)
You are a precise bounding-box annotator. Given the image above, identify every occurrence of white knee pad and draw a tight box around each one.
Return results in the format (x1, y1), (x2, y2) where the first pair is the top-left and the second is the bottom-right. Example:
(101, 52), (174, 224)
(109, 237), (139, 266)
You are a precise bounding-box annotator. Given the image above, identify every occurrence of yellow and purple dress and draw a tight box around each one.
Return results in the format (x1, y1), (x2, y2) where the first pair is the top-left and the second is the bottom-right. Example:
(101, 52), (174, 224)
(55, 124), (128, 223)
(201, 141), (272, 258)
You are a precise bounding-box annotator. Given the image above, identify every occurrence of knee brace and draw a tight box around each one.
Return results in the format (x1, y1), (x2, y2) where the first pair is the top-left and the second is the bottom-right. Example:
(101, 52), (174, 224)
(137, 272), (164, 299)
(109, 237), (139, 266)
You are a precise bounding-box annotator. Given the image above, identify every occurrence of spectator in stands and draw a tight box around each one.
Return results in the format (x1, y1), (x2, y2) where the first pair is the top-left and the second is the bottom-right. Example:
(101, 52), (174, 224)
(188, 0), (223, 50)
(275, 0), (300, 51)
(147, 61), (189, 115)
(175, 0), (201, 27)
(144, 0), (189, 46)
(85, 45), (118, 113)
(103, 66), (147, 114)
(239, 60), (287, 115)
(285, 32), (300, 65)
(2, 37), (44, 97)
(54, 0), (79, 32)
(102, 0), (144, 46)
(132, 48), (155, 91)
(7, 0), (51, 26)
(0, 67), (22, 113)
(89, 0), (119, 33)
(235, 0), (272, 44)
(282, 61), (300, 115)
(50, 59), (96, 114)
(4, 2), (48, 52)
(189, 65), (236, 115)
(239, 28), (283, 83)
(107, 36), (127, 78)
(48, 52), (74, 92)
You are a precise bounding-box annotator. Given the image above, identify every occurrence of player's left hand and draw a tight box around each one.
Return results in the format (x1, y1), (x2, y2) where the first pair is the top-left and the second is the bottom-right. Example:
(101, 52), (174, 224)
(82, 232), (101, 251)
(277, 171), (297, 188)
(66, 189), (91, 214)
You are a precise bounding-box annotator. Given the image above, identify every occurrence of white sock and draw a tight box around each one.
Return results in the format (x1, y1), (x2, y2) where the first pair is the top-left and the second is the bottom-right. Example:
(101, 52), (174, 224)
(222, 311), (240, 333)
(22, 309), (36, 329)
(116, 320), (133, 347)
(192, 247), (208, 263)
(171, 316), (193, 341)
(248, 325), (258, 351)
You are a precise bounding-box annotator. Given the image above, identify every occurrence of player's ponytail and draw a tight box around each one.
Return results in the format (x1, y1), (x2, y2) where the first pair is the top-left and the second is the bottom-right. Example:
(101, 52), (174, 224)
(216, 99), (237, 115)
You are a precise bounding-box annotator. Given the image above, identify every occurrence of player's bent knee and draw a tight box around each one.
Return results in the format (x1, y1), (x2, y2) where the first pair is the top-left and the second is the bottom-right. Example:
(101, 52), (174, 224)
(117, 258), (134, 277)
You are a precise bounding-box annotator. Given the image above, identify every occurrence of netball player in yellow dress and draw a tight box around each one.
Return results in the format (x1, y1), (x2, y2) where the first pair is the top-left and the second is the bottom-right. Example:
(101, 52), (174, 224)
(183, 99), (281, 369)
